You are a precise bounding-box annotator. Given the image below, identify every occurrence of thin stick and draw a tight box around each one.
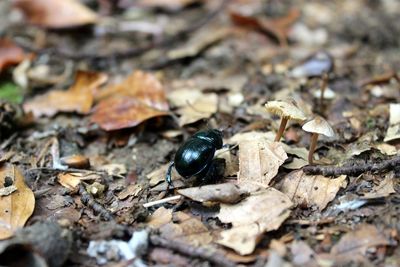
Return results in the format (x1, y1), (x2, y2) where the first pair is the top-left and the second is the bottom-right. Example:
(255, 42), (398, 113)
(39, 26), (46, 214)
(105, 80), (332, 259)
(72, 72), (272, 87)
(275, 117), (288, 141)
(143, 195), (182, 208)
(79, 184), (113, 220)
(150, 235), (236, 267)
(303, 155), (400, 176)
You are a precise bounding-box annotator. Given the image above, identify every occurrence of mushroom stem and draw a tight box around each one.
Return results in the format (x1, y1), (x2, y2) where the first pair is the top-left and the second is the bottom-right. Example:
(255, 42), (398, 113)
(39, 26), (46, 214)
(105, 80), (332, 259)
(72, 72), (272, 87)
(275, 117), (289, 141)
(320, 73), (328, 111)
(308, 133), (319, 164)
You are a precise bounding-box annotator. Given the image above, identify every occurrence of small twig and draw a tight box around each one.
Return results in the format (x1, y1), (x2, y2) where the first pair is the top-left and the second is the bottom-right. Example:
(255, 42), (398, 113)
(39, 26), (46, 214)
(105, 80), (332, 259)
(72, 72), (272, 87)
(150, 235), (236, 267)
(0, 133), (17, 150)
(79, 184), (113, 221)
(303, 156), (400, 176)
(143, 195), (182, 208)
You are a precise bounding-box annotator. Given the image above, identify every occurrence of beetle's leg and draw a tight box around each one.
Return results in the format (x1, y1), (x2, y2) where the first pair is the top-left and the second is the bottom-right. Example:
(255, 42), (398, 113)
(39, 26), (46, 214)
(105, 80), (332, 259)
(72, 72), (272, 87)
(166, 161), (175, 188)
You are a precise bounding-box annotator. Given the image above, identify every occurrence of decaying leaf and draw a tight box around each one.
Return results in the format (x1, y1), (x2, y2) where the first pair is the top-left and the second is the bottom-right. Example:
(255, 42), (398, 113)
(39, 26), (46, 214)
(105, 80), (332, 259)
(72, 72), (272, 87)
(238, 140), (287, 187)
(384, 103), (400, 142)
(331, 224), (391, 258)
(117, 184), (143, 200)
(24, 70), (108, 117)
(0, 163), (35, 239)
(13, 0), (98, 28)
(159, 212), (213, 246)
(177, 183), (260, 204)
(146, 163), (179, 187)
(147, 207), (173, 228)
(0, 39), (31, 73)
(217, 188), (292, 255)
(92, 71), (169, 131)
(230, 9), (300, 47)
(177, 93), (218, 126)
(279, 170), (347, 210)
(215, 147), (239, 177)
(228, 131), (275, 145)
(58, 172), (100, 191)
(362, 173), (396, 199)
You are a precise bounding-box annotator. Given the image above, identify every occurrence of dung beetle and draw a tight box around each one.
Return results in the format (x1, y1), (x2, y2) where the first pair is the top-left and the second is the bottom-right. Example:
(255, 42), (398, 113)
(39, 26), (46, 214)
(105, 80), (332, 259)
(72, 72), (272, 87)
(166, 129), (224, 187)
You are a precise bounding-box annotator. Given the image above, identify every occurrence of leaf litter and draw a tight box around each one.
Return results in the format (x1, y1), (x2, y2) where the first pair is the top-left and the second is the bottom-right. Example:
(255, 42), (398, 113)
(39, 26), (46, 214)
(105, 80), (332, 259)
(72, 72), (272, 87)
(2, 0), (400, 266)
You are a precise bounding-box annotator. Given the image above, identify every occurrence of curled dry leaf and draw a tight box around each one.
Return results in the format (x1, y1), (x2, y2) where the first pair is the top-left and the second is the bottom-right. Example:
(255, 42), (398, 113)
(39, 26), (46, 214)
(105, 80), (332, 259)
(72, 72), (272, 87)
(177, 183), (259, 204)
(13, 0), (98, 28)
(331, 224), (391, 258)
(279, 170), (347, 210)
(0, 38), (32, 73)
(92, 71), (169, 131)
(362, 173), (396, 199)
(384, 103), (400, 142)
(177, 93), (218, 126)
(146, 163), (179, 187)
(217, 188), (292, 255)
(147, 207), (173, 229)
(0, 163), (35, 239)
(24, 70), (108, 118)
(238, 140), (287, 187)
(230, 9), (300, 47)
(58, 172), (100, 191)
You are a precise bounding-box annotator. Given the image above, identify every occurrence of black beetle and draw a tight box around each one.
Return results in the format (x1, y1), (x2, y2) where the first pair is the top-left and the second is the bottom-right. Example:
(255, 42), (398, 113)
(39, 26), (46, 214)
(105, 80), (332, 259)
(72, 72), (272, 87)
(166, 129), (224, 187)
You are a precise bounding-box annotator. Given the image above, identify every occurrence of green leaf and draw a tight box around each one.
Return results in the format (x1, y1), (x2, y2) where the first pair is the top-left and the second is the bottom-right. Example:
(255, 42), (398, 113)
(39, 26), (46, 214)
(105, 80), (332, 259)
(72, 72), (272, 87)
(0, 82), (23, 104)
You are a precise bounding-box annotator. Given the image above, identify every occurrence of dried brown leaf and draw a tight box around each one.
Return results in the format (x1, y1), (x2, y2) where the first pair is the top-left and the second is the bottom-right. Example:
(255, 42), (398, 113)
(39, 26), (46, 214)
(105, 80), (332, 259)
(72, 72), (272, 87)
(177, 183), (259, 204)
(13, 0), (98, 28)
(279, 170), (347, 210)
(331, 224), (390, 257)
(362, 174), (396, 199)
(58, 172), (100, 191)
(217, 188), (292, 255)
(0, 39), (31, 73)
(160, 212), (213, 246)
(177, 93), (218, 126)
(147, 207), (173, 228)
(24, 70), (108, 117)
(117, 184), (142, 200)
(238, 140), (287, 187)
(92, 71), (169, 131)
(0, 163), (35, 239)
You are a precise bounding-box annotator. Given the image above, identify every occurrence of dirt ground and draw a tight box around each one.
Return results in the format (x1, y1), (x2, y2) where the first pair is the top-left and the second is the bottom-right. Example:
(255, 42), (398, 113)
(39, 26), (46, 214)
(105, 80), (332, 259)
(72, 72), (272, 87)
(1, 0), (400, 266)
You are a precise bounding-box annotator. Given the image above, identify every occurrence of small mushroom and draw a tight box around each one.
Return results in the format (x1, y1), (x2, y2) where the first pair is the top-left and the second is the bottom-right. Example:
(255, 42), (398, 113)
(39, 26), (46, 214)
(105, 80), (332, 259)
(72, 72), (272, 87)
(265, 100), (307, 141)
(302, 116), (335, 164)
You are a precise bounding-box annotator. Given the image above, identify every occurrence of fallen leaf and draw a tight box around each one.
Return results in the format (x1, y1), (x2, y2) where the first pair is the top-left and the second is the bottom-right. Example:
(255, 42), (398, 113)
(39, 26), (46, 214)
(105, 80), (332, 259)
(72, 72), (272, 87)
(92, 71), (169, 131)
(238, 140), (287, 187)
(362, 174), (396, 199)
(117, 184), (143, 200)
(13, 0), (98, 28)
(228, 131), (275, 144)
(58, 172), (100, 191)
(24, 70), (108, 117)
(0, 39), (31, 73)
(146, 163), (179, 187)
(147, 207), (173, 228)
(97, 163), (127, 178)
(331, 224), (391, 258)
(217, 188), (292, 255)
(230, 9), (300, 47)
(215, 147), (239, 177)
(160, 212), (213, 246)
(279, 170), (347, 210)
(177, 183), (259, 204)
(0, 163), (35, 239)
(177, 93), (218, 126)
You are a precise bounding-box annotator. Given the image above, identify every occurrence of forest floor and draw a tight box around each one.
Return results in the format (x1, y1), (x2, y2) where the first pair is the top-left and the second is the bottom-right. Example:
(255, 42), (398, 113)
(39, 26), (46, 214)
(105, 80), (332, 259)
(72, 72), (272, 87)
(1, 0), (400, 266)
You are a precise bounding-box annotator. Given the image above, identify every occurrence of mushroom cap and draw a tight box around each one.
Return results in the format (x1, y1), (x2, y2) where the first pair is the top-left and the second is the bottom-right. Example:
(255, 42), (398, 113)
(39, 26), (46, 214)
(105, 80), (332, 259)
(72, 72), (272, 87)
(265, 100), (307, 121)
(302, 116), (335, 137)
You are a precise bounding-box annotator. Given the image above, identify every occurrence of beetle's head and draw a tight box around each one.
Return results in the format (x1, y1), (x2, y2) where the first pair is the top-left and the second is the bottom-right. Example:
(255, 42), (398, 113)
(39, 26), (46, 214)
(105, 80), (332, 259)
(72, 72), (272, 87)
(194, 129), (223, 149)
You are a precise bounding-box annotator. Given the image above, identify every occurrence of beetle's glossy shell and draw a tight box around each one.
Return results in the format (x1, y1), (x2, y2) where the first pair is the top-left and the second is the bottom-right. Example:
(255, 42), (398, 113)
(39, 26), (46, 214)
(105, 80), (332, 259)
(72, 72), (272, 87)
(174, 137), (215, 178)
